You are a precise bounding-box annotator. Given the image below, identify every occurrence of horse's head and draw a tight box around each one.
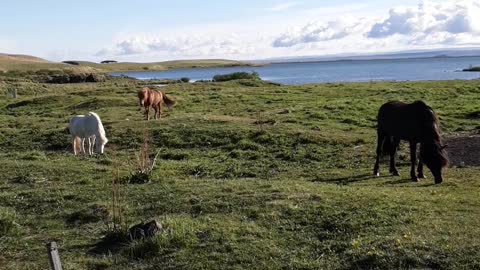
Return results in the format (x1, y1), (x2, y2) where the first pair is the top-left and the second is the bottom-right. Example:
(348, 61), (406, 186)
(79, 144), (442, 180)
(421, 142), (448, 184)
(96, 137), (108, 154)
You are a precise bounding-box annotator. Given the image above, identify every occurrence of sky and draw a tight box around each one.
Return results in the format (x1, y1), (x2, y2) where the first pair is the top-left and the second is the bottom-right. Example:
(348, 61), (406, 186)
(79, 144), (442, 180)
(1, 0), (480, 62)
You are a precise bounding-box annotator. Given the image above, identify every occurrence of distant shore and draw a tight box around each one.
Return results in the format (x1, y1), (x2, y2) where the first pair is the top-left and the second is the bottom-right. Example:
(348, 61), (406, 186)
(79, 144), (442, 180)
(463, 66), (480, 72)
(0, 53), (262, 73)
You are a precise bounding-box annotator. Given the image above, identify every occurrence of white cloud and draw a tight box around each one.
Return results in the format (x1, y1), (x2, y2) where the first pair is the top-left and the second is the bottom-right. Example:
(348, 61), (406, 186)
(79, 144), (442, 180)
(273, 17), (372, 47)
(96, 34), (266, 60)
(268, 2), (299, 12)
(271, 0), (480, 53)
(97, 0), (480, 61)
(368, 0), (480, 38)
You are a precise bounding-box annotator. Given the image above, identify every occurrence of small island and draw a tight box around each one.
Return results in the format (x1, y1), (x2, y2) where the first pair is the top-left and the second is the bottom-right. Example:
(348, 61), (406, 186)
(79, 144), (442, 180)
(463, 66), (480, 72)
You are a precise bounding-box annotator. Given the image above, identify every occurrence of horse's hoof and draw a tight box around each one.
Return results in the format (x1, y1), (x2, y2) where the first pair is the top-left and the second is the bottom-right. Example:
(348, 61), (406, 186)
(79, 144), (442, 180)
(373, 172), (380, 177)
(391, 172), (400, 177)
(417, 174), (426, 179)
(411, 177), (419, 182)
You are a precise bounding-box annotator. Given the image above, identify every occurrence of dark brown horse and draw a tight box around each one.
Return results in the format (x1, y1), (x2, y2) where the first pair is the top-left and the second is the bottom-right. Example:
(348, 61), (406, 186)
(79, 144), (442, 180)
(137, 87), (176, 121)
(373, 101), (448, 184)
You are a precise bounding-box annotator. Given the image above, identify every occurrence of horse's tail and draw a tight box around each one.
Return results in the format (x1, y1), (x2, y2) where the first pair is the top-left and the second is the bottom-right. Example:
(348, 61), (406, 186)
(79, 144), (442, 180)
(162, 92), (176, 108)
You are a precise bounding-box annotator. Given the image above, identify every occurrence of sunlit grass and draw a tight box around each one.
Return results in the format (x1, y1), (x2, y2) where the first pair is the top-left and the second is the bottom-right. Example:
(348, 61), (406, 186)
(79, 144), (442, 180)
(0, 77), (479, 269)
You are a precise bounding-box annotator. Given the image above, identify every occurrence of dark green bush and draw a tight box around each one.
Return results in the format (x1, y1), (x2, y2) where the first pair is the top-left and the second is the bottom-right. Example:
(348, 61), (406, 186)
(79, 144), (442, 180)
(463, 65), (480, 71)
(62, 61), (80, 65)
(213, 71), (260, 82)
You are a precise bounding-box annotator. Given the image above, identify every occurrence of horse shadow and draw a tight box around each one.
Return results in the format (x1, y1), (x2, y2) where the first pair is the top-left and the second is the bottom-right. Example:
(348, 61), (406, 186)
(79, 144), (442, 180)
(384, 178), (440, 187)
(313, 172), (438, 187)
(311, 173), (386, 184)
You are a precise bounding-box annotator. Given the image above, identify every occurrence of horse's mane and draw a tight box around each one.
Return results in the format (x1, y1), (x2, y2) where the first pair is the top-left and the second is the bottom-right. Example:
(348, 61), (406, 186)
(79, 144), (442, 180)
(413, 101), (448, 167)
(87, 112), (108, 143)
(413, 101), (441, 142)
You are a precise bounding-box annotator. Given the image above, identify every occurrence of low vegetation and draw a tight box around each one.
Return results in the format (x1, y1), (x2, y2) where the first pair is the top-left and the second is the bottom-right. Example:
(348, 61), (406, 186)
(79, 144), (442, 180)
(0, 74), (479, 269)
(463, 66), (480, 72)
(213, 71), (260, 82)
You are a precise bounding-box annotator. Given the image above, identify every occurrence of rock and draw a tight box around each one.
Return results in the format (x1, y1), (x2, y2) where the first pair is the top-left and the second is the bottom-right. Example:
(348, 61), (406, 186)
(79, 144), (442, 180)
(128, 220), (162, 241)
(69, 73), (87, 83)
(86, 73), (106, 82)
(48, 74), (70, 84)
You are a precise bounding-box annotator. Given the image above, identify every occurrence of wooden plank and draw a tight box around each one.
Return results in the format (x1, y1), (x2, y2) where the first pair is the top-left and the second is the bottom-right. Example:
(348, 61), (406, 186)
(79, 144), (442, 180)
(46, 242), (63, 270)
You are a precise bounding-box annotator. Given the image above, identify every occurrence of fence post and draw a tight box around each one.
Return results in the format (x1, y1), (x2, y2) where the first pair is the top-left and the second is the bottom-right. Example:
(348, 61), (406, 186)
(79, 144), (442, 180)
(12, 89), (17, 99)
(46, 242), (63, 270)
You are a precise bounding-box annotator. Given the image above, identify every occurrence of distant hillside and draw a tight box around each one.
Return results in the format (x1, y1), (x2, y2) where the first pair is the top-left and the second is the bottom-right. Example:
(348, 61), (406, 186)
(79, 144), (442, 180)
(262, 48), (480, 64)
(0, 53), (255, 73)
(63, 59), (256, 72)
(0, 53), (50, 63)
(0, 53), (98, 73)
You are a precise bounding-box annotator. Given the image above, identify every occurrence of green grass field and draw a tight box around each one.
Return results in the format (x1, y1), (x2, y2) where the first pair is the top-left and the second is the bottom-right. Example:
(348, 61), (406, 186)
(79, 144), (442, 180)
(0, 76), (479, 269)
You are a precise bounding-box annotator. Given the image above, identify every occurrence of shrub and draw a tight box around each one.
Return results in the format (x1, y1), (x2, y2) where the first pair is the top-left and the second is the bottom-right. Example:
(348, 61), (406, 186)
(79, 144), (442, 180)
(62, 61), (80, 65)
(179, 77), (190, 83)
(212, 71), (260, 82)
(127, 128), (159, 184)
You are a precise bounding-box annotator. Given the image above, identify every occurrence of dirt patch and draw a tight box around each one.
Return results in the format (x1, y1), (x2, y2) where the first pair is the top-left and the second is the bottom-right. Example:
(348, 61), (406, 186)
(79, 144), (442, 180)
(445, 132), (480, 167)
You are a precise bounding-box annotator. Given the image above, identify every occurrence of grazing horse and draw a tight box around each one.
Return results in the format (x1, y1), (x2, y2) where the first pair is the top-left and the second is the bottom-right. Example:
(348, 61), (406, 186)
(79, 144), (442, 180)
(137, 87), (176, 121)
(373, 101), (448, 184)
(69, 112), (108, 155)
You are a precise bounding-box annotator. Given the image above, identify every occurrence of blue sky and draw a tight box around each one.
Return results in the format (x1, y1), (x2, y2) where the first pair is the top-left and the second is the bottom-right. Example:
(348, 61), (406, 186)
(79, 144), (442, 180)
(1, 0), (479, 61)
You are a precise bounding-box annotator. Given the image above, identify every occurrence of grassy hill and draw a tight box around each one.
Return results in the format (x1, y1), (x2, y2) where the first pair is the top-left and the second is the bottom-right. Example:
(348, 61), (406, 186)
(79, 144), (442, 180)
(0, 53), (98, 74)
(66, 59), (257, 72)
(0, 76), (479, 269)
(0, 53), (255, 75)
(0, 53), (50, 63)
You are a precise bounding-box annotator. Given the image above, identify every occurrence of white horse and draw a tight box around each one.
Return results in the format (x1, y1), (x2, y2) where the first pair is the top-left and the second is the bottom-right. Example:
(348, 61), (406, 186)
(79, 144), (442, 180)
(69, 112), (108, 155)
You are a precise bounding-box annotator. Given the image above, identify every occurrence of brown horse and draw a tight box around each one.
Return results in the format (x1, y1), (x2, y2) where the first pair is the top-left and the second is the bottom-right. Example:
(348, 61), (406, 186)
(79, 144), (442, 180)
(373, 101), (448, 184)
(137, 87), (176, 121)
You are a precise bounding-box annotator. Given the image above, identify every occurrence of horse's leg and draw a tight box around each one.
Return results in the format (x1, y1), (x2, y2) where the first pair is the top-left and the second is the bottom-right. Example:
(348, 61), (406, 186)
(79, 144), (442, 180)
(373, 131), (385, 176)
(86, 137), (92, 156)
(409, 141), (418, 182)
(145, 105), (150, 121)
(81, 138), (86, 155)
(417, 144), (426, 179)
(153, 105), (159, 120)
(389, 137), (400, 176)
(88, 137), (94, 155)
(72, 136), (78, 155)
(158, 102), (163, 119)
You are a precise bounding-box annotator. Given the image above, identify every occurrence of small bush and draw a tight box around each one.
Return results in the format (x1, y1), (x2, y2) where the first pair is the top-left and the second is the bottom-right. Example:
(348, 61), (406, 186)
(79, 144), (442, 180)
(213, 71), (260, 82)
(179, 77), (190, 83)
(127, 128), (159, 184)
(62, 61), (80, 65)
